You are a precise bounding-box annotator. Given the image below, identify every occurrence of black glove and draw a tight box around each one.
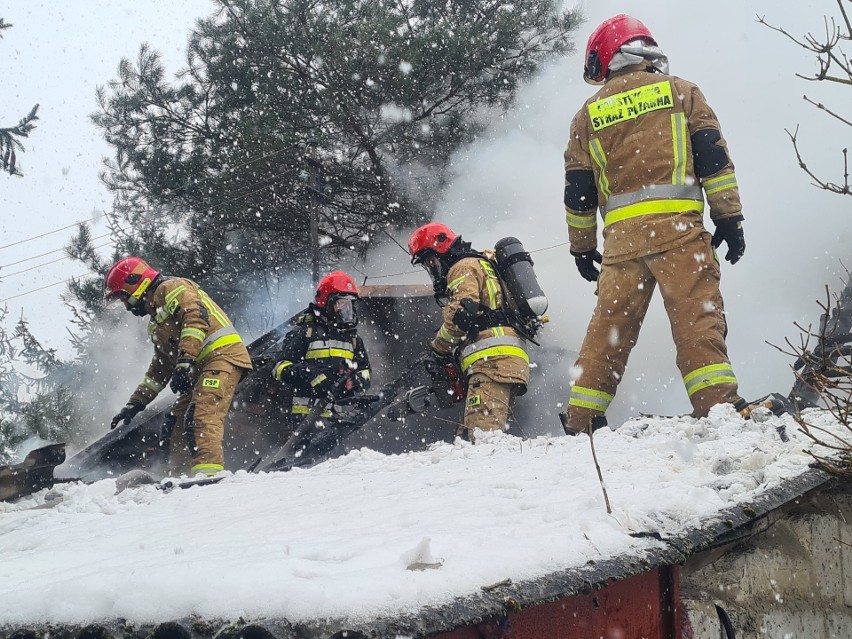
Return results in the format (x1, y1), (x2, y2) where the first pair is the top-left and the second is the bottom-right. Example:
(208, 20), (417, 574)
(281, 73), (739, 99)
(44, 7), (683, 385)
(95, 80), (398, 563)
(170, 358), (196, 394)
(343, 369), (367, 394)
(110, 401), (144, 429)
(431, 348), (455, 368)
(711, 217), (745, 265)
(571, 249), (603, 282)
(311, 373), (340, 400)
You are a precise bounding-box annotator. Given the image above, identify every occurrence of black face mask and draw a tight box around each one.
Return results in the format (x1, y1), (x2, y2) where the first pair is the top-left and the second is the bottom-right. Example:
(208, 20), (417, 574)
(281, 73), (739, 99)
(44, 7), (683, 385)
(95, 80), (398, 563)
(327, 295), (358, 330)
(413, 251), (450, 302)
(126, 299), (148, 317)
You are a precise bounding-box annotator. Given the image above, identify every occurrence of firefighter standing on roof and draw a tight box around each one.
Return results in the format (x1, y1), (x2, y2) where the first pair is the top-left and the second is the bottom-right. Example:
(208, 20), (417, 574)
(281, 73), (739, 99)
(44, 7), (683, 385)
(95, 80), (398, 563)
(408, 223), (529, 441)
(562, 15), (749, 434)
(105, 257), (253, 476)
(270, 271), (371, 440)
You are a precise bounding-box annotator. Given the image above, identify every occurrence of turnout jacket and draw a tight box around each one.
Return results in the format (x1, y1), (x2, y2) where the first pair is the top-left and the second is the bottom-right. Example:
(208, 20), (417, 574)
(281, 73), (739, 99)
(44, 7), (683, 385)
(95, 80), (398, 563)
(272, 311), (371, 409)
(431, 256), (529, 389)
(129, 277), (253, 406)
(564, 64), (743, 264)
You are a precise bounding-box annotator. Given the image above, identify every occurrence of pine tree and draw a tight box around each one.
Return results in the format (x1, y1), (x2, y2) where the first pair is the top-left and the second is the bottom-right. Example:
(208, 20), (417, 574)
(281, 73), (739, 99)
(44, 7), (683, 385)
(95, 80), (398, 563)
(0, 19), (39, 177)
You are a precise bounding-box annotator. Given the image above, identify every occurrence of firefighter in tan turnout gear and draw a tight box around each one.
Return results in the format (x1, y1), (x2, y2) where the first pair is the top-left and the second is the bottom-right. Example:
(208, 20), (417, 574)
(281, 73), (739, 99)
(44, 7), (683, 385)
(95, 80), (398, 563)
(408, 223), (530, 441)
(562, 15), (751, 434)
(105, 257), (253, 475)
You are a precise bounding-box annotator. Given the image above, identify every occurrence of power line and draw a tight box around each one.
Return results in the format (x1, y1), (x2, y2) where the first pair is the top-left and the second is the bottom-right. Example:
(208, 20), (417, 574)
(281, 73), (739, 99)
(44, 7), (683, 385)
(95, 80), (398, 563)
(0, 214), (104, 252)
(0, 233), (112, 269)
(0, 145), (301, 254)
(0, 274), (91, 303)
(0, 241), (114, 279)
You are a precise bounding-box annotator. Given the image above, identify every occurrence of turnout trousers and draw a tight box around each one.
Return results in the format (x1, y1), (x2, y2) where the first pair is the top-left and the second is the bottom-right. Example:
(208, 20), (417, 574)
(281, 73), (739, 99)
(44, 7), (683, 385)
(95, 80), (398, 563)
(566, 233), (743, 434)
(168, 358), (245, 475)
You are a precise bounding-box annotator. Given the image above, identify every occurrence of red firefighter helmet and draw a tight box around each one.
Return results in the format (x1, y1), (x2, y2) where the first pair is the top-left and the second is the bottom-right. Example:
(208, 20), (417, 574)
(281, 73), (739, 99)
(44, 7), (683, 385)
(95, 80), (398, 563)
(104, 257), (160, 305)
(584, 14), (657, 84)
(407, 222), (457, 264)
(315, 271), (358, 309)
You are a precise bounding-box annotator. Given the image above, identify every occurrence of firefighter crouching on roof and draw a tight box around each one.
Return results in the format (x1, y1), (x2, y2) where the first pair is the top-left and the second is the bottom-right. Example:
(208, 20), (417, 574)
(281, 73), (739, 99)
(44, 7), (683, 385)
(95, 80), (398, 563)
(562, 15), (751, 435)
(408, 222), (530, 442)
(106, 257), (253, 476)
(270, 271), (371, 439)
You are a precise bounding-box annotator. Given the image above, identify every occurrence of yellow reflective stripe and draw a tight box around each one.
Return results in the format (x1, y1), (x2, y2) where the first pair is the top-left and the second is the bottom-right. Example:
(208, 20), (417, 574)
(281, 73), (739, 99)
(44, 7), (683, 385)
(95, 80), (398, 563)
(683, 363), (737, 396)
(447, 275), (466, 292)
(305, 348), (354, 360)
(703, 172), (738, 195)
(566, 210), (597, 229)
(196, 333), (243, 362)
(143, 376), (164, 392)
(199, 290), (230, 327)
(491, 327), (505, 337)
(310, 373), (328, 387)
(604, 198), (704, 227)
(461, 345), (529, 372)
(568, 386), (614, 412)
(291, 405), (332, 417)
(181, 327), (206, 342)
(359, 370), (371, 380)
(273, 361), (293, 381)
(671, 112), (687, 185)
(190, 463), (223, 476)
(479, 260), (498, 280)
(164, 285), (186, 308)
(486, 279), (499, 310)
(589, 139), (611, 198)
(439, 324), (463, 344)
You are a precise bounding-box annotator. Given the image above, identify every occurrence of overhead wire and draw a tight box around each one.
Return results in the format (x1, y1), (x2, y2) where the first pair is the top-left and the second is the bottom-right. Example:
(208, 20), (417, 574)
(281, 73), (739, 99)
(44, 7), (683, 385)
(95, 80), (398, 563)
(0, 233), (112, 269)
(1, 241), (114, 279)
(0, 213), (104, 251)
(0, 145), (299, 254)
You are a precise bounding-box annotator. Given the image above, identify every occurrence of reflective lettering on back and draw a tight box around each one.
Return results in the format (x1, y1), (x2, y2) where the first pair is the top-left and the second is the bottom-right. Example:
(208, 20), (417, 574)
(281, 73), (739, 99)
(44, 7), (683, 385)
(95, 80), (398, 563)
(588, 80), (674, 131)
(202, 378), (221, 388)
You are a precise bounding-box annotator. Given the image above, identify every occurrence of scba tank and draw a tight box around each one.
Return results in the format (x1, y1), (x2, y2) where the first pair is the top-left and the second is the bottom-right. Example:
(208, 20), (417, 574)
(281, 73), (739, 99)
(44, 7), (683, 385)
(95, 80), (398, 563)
(494, 237), (548, 319)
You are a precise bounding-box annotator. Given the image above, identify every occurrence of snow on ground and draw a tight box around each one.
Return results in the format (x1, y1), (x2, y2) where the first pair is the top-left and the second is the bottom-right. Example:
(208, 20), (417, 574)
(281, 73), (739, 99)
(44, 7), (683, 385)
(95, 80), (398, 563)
(0, 405), (840, 627)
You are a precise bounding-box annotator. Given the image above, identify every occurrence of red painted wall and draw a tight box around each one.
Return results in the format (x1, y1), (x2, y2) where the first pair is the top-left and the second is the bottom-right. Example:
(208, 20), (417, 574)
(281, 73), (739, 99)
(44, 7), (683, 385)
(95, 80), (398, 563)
(433, 566), (680, 639)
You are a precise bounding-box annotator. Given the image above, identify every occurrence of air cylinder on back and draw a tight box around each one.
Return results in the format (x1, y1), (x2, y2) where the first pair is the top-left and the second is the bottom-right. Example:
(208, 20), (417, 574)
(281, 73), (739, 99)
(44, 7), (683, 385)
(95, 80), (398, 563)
(493, 237), (548, 319)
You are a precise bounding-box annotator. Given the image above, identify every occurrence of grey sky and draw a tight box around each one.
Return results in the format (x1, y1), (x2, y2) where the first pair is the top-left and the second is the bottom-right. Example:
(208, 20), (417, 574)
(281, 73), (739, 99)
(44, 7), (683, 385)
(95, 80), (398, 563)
(1, 0), (849, 419)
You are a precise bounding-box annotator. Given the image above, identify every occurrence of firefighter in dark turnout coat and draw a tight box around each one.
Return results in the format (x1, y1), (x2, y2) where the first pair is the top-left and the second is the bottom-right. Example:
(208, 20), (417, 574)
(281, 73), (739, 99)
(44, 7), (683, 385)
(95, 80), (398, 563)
(271, 272), (371, 434)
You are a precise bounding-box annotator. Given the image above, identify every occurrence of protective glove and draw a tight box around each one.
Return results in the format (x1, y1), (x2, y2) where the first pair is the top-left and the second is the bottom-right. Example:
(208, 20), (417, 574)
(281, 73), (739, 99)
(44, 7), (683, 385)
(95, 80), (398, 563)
(310, 373), (340, 400)
(430, 347), (455, 368)
(110, 401), (144, 429)
(711, 217), (745, 265)
(343, 369), (367, 394)
(170, 358), (196, 394)
(570, 249), (603, 282)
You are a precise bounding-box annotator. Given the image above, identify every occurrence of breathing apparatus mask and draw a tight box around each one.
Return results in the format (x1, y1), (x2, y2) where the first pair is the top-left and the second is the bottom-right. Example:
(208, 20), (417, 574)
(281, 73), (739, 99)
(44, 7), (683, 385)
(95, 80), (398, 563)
(325, 293), (358, 330)
(411, 250), (451, 305)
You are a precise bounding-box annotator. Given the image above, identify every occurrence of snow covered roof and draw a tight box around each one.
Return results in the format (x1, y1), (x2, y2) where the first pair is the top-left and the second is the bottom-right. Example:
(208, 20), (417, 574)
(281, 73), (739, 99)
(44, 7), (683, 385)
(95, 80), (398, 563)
(0, 406), (842, 638)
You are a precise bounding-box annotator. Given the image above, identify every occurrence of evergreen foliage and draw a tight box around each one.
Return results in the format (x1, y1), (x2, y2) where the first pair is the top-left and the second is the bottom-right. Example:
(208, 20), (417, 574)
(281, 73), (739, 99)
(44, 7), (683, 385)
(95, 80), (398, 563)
(0, 19), (39, 176)
(84, 0), (580, 312)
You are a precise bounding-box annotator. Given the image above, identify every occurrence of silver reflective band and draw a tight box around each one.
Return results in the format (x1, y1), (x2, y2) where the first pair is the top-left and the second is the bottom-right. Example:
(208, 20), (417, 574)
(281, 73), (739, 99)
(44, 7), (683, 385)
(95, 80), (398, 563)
(307, 339), (353, 352)
(199, 326), (239, 352)
(460, 335), (527, 360)
(600, 184), (703, 215)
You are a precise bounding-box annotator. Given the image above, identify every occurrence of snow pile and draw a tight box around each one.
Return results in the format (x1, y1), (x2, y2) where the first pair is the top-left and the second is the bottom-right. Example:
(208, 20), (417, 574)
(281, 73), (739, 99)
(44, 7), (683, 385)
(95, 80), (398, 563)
(0, 405), (840, 626)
